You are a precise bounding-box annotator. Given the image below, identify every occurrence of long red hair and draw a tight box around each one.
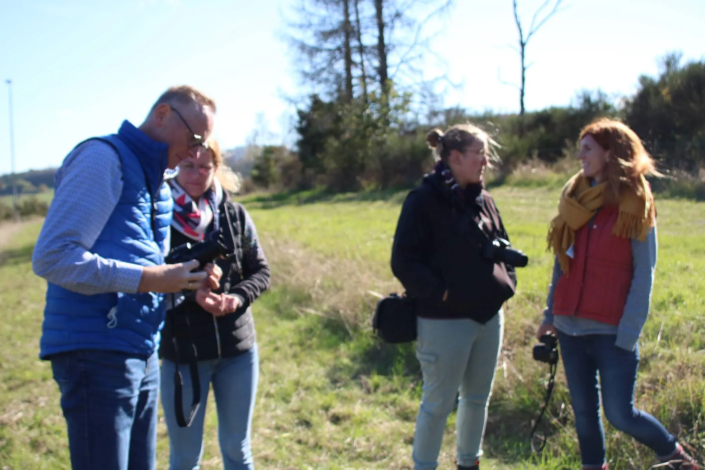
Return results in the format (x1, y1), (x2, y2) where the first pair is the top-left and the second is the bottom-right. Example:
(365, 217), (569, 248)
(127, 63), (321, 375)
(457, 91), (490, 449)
(579, 118), (659, 205)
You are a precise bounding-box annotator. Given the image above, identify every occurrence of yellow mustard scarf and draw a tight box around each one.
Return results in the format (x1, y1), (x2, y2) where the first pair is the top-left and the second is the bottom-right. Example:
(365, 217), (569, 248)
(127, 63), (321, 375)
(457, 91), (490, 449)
(547, 172), (656, 274)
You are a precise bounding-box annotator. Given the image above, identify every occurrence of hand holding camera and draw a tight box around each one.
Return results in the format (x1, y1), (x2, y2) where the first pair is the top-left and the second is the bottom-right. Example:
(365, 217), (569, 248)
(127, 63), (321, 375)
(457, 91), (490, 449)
(534, 323), (559, 364)
(529, 323), (560, 452)
(533, 333), (559, 365)
(165, 226), (235, 269)
(139, 260), (209, 294)
(196, 265), (236, 316)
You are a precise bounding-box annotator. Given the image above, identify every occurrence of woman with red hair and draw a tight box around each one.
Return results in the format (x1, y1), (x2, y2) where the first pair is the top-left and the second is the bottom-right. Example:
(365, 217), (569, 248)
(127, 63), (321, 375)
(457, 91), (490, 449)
(536, 119), (699, 469)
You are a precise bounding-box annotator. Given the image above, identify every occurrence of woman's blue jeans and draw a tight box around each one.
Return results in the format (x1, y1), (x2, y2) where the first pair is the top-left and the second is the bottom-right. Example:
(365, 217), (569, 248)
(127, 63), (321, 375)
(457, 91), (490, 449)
(160, 344), (259, 470)
(557, 332), (677, 467)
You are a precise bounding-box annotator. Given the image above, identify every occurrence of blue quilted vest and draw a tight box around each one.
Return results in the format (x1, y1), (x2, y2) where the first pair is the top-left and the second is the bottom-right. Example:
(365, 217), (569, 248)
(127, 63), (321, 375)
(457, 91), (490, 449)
(39, 121), (173, 359)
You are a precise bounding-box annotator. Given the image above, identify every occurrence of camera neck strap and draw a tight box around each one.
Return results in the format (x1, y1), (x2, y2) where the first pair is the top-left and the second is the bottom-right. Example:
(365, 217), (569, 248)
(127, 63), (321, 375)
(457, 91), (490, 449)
(457, 207), (493, 249)
(529, 360), (558, 453)
(173, 359), (201, 428)
(169, 294), (202, 428)
(221, 202), (242, 276)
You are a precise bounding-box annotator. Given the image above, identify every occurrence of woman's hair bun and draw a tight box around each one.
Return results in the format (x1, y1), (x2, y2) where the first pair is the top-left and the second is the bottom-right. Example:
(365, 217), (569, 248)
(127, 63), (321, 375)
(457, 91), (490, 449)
(426, 128), (444, 148)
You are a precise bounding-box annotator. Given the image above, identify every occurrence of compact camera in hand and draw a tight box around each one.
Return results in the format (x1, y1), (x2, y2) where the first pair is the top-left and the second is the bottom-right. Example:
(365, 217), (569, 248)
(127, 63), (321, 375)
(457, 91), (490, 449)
(165, 226), (235, 268)
(533, 334), (559, 365)
(481, 237), (529, 268)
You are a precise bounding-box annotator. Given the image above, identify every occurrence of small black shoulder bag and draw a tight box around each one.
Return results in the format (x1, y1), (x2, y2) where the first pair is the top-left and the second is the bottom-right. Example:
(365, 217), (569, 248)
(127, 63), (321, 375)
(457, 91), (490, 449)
(371, 293), (417, 343)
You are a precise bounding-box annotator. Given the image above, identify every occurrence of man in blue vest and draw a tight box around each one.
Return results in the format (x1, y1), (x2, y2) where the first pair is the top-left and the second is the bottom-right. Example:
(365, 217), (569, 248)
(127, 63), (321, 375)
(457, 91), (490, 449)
(32, 85), (219, 470)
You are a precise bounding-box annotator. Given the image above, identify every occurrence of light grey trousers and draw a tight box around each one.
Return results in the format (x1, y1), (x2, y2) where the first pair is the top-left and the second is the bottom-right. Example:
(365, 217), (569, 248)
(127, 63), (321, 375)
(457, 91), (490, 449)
(412, 311), (504, 470)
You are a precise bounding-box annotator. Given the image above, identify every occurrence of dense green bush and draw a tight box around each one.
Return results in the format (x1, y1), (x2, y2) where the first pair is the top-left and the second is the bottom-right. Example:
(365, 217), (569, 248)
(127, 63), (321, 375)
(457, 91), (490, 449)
(0, 197), (49, 221)
(626, 53), (705, 170)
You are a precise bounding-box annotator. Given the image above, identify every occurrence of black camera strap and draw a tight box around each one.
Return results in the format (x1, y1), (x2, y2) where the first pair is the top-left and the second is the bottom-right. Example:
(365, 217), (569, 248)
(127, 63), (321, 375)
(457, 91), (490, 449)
(529, 360), (558, 453)
(173, 358), (201, 427)
(455, 207), (492, 251)
(221, 202), (242, 275)
(170, 293), (202, 428)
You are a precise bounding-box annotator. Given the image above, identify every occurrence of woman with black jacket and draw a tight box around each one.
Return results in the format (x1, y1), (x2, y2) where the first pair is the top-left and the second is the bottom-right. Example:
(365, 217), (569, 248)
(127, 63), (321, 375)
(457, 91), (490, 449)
(159, 139), (270, 470)
(391, 124), (517, 470)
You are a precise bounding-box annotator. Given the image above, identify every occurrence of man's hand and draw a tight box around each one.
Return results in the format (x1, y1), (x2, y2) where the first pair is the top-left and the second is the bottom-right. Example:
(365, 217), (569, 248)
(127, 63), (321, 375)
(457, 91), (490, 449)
(138, 260), (207, 293)
(195, 290), (242, 317)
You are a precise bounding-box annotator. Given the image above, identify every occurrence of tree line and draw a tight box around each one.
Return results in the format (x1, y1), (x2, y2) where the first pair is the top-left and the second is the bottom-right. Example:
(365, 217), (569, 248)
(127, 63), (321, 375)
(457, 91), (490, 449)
(245, 0), (705, 192)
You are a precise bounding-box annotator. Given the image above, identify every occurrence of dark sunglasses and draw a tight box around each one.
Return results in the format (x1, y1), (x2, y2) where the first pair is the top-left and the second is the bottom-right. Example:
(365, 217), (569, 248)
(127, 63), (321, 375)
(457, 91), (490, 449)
(168, 105), (210, 151)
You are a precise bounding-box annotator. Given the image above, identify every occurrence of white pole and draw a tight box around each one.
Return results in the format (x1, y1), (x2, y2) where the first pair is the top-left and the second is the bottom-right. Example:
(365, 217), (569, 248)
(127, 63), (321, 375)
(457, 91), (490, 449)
(5, 79), (18, 222)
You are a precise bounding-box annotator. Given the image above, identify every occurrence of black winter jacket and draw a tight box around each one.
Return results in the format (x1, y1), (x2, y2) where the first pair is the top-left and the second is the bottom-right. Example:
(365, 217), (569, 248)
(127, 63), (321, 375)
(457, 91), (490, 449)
(159, 194), (270, 363)
(391, 172), (516, 324)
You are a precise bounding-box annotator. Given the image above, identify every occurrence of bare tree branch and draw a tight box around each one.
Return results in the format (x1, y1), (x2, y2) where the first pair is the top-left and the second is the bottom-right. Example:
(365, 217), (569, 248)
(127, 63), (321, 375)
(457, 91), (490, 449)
(527, 0), (552, 35)
(526, 0), (564, 43)
(390, 0), (454, 82)
(498, 68), (521, 91)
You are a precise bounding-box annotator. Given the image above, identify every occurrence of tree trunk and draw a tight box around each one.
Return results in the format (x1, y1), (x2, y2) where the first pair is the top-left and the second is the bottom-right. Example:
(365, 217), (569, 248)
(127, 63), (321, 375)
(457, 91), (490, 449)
(343, 0), (354, 103)
(519, 40), (526, 136)
(353, 0), (368, 102)
(374, 0), (388, 93)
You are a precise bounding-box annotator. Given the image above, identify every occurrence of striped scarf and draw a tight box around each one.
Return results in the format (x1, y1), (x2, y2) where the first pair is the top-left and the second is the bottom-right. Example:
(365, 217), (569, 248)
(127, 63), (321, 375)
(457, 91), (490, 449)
(168, 178), (223, 241)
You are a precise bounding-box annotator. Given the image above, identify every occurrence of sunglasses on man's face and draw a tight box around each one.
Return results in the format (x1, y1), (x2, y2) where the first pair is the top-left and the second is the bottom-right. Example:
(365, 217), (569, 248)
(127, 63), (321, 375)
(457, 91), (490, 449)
(168, 105), (210, 151)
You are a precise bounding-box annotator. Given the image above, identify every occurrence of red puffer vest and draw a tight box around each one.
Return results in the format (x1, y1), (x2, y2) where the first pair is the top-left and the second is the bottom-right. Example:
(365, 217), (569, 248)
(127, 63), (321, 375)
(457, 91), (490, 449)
(552, 205), (633, 325)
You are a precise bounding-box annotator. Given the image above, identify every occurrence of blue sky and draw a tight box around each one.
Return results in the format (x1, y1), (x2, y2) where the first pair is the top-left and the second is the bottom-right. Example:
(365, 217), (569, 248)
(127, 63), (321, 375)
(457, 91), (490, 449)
(0, 0), (704, 174)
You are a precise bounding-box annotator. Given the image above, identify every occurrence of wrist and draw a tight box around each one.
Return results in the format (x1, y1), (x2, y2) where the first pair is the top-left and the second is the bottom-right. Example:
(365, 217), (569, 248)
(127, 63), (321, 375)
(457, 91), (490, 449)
(137, 266), (158, 293)
(223, 294), (242, 313)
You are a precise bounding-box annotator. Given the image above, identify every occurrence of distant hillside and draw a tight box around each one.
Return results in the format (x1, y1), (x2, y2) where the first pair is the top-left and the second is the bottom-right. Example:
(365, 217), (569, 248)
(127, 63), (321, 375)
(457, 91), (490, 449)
(0, 168), (56, 196)
(224, 146), (255, 178)
(0, 145), (254, 197)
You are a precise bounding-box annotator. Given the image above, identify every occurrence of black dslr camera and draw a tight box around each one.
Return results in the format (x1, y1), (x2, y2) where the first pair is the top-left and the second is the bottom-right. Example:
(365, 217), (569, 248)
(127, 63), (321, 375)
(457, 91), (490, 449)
(530, 333), (560, 453)
(482, 237), (529, 268)
(165, 225), (236, 268)
(533, 334), (559, 365)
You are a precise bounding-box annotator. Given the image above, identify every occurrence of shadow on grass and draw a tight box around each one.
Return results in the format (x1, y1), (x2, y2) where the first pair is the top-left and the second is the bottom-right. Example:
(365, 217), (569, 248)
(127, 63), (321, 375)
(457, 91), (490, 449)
(311, 316), (565, 465)
(482, 398), (567, 464)
(0, 244), (34, 267)
(262, 284), (571, 466)
(238, 186), (412, 210)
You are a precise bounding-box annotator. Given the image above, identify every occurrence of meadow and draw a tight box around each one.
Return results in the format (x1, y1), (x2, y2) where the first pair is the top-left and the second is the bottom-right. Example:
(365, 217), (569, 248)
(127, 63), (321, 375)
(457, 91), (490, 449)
(0, 183), (703, 469)
(0, 190), (54, 205)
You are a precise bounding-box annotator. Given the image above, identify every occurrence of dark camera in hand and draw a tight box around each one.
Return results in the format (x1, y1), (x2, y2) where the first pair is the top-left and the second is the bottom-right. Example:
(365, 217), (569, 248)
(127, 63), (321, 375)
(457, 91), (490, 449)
(533, 334), (559, 365)
(165, 227), (235, 268)
(482, 237), (529, 268)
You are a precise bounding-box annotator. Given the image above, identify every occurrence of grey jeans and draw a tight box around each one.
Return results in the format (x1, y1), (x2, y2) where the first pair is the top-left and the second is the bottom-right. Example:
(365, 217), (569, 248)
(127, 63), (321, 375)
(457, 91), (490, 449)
(412, 311), (504, 470)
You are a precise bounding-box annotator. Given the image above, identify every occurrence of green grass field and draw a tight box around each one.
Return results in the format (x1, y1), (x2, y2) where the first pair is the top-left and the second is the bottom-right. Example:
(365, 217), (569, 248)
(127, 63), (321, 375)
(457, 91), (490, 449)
(0, 185), (703, 469)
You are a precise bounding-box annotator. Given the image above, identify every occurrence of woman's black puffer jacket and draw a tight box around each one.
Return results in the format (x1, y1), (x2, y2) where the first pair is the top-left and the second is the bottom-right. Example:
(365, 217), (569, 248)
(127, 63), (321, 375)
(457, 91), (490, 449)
(391, 171), (516, 324)
(159, 193), (270, 363)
